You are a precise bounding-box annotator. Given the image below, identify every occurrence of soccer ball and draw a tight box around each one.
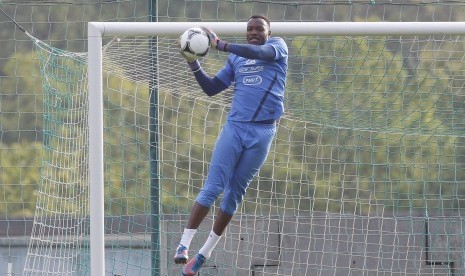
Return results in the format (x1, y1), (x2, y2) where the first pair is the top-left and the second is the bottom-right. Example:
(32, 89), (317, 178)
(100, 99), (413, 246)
(180, 27), (211, 58)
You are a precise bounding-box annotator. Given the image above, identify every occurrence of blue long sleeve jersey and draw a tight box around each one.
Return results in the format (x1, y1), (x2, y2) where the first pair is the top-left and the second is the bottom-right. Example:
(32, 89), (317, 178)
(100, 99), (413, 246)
(192, 37), (288, 122)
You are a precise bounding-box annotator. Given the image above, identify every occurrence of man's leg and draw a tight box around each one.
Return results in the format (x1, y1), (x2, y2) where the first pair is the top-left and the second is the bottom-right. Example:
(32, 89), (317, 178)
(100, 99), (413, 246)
(197, 122), (276, 259)
(213, 208), (233, 235)
(220, 122), (276, 217)
(174, 202), (210, 264)
(197, 122), (275, 260)
(177, 121), (241, 267)
(181, 202), (233, 275)
(186, 202), (210, 229)
(194, 208), (233, 261)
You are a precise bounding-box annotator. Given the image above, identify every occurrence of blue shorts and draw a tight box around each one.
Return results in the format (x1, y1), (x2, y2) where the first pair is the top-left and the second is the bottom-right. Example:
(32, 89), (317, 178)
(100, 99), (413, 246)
(195, 120), (276, 215)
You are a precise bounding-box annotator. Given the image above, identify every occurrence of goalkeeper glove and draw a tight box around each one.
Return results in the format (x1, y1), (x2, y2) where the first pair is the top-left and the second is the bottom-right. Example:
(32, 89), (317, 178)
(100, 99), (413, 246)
(180, 50), (197, 63)
(177, 36), (198, 63)
(201, 27), (228, 52)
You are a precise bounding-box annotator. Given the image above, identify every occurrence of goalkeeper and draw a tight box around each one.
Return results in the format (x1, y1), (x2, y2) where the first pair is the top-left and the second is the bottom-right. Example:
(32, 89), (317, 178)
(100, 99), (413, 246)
(175, 14), (288, 276)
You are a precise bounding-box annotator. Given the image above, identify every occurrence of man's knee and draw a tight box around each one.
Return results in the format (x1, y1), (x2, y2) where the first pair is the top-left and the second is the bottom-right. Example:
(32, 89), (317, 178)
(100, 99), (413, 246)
(196, 185), (223, 208)
(220, 190), (244, 215)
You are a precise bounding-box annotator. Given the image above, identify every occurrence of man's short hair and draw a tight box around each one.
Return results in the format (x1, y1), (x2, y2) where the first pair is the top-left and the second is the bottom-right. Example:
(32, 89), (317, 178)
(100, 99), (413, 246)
(249, 14), (270, 28)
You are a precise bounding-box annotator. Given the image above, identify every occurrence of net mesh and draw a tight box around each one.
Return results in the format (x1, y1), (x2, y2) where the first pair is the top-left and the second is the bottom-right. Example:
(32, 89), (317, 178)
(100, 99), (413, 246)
(23, 32), (465, 275)
(3, 0), (465, 275)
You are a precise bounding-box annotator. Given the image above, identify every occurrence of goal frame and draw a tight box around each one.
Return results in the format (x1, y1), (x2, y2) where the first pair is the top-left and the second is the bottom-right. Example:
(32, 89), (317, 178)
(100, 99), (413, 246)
(87, 21), (465, 276)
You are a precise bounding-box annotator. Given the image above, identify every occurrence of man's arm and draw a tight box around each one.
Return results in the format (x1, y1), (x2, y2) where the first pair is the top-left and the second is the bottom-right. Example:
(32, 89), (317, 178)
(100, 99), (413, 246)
(178, 36), (228, 96)
(187, 60), (228, 97)
(226, 44), (276, 61)
(202, 27), (276, 61)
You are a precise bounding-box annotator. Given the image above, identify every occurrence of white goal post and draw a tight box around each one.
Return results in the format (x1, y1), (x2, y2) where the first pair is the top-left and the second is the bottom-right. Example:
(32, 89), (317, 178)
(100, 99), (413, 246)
(87, 21), (465, 276)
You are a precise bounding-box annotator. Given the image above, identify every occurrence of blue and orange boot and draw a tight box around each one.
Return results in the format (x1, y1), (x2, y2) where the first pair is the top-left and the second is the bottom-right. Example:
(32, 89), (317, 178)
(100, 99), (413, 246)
(174, 244), (189, 264)
(182, 253), (206, 276)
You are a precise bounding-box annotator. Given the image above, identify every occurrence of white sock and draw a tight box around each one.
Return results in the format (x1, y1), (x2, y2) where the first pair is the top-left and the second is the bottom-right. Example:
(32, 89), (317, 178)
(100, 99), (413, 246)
(180, 228), (197, 249)
(198, 230), (221, 259)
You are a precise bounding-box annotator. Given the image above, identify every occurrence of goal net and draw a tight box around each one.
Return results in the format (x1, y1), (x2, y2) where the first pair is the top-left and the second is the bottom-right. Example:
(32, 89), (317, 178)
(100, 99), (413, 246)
(24, 22), (465, 275)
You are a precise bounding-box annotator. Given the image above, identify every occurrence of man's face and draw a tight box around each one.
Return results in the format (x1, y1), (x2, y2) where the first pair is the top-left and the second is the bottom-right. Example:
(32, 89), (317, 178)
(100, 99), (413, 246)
(246, 18), (270, 45)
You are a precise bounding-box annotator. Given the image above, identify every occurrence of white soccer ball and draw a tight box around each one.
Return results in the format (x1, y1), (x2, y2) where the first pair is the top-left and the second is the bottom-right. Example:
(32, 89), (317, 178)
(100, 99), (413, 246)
(180, 27), (211, 58)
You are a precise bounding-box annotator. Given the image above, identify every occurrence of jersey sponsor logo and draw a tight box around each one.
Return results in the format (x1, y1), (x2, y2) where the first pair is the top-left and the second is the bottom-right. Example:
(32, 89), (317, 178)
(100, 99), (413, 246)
(243, 75), (262, 85)
(238, 65), (264, 74)
(245, 59), (256, 65)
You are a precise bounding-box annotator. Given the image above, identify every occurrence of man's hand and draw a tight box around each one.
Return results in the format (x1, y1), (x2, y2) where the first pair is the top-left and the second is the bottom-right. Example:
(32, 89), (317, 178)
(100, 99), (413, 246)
(180, 50), (197, 63)
(177, 36), (197, 63)
(201, 27), (219, 49)
(201, 27), (228, 51)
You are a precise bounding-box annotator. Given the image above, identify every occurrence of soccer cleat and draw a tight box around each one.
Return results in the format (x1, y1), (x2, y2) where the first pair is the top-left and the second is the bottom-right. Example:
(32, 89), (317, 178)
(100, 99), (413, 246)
(174, 244), (189, 264)
(182, 253), (206, 276)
